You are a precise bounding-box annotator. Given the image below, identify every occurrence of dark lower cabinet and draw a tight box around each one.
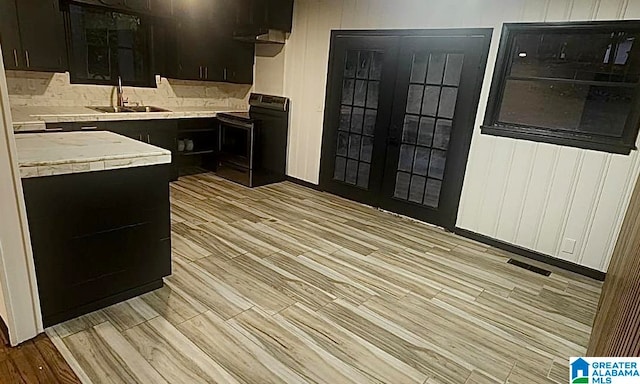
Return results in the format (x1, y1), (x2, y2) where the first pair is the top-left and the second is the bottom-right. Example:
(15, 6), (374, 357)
(0, 0), (67, 72)
(22, 164), (172, 327)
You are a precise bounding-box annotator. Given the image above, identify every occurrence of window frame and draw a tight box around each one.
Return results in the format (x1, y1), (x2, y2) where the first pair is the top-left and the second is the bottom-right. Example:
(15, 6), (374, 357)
(481, 21), (640, 155)
(64, 2), (157, 88)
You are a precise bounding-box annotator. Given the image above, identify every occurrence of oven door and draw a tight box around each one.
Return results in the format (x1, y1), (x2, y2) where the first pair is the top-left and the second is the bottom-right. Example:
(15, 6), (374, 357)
(218, 117), (254, 168)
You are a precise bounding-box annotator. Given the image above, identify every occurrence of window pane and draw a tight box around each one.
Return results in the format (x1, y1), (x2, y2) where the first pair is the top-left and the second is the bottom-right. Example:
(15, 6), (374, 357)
(402, 115), (419, 144)
(444, 54), (464, 86)
(406, 85), (424, 114)
(334, 156), (346, 181)
(411, 52), (428, 83)
(438, 87), (458, 119)
(422, 86), (441, 116)
(433, 119), (452, 150)
(398, 145), (415, 172)
(370, 52), (383, 80)
(344, 51), (358, 78)
(427, 53), (446, 84)
(336, 131), (348, 156)
(357, 52), (372, 79)
(499, 79), (633, 136)
(354, 80), (367, 107)
(409, 175), (426, 203)
(413, 147), (431, 176)
(417, 117), (435, 146)
(510, 31), (640, 83)
(346, 159), (358, 184)
(363, 109), (377, 136)
(424, 179), (442, 208)
(429, 150), (447, 180)
(357, 162), (370, 188)
(348, 134), (361, 159)
(394, 172), (411, 199)
(339, 106), (351, 131)
(351, 107), (364, 133)
(360, 136), (374, 163)
(342, 79), (354, 104)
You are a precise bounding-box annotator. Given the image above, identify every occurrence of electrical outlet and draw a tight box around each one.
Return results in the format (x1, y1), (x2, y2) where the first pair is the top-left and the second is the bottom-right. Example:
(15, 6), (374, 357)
(561, 238), (577, 254)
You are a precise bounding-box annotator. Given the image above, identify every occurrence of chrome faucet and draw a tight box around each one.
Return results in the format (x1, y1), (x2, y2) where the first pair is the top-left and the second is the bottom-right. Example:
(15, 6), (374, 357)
(116, 76), (128, 108)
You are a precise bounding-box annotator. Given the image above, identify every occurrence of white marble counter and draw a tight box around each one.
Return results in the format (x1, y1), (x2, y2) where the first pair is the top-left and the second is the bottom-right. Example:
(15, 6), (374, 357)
(11, 106), (247, 132)
(15, 131), (171, 179)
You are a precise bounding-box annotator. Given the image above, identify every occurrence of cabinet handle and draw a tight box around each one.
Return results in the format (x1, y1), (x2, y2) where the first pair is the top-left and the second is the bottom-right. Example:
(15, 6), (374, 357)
(45, 127), (63, 132)
(224, 68), (227, 81)
(81, 126), (98, 130)
(25, 50), (30, 68)
(12, 49), (18, 67)
(199, 66), (203, 79)
(205, 66), (208, 79)
(138, 134), (143, 141)
(147, 134), (151, 143)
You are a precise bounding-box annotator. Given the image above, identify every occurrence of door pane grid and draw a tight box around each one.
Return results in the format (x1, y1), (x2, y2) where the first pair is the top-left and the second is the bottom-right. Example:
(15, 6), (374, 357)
(395, 51), (464, 208)
(334, 50), (382, 189)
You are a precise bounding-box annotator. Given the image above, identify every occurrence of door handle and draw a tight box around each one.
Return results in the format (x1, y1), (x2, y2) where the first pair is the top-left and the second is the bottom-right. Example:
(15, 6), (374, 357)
(12, 49), (18, 67)
(25, 50), (30, 68)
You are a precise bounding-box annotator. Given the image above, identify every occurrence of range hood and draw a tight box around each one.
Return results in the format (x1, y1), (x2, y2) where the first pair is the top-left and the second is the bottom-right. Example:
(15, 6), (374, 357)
(234, 29), (288, 44)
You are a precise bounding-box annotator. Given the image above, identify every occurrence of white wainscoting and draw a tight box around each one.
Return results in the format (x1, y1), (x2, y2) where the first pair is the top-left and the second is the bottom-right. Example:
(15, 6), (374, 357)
(254, 0), (640, 272)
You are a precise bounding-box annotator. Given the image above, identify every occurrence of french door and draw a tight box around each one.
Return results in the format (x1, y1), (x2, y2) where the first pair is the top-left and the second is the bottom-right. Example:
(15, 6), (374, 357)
(320, 30), (491, 229)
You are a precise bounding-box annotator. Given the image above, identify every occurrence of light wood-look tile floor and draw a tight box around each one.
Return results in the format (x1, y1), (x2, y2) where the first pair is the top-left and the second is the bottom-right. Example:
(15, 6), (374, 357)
(47, 173), (603, 384)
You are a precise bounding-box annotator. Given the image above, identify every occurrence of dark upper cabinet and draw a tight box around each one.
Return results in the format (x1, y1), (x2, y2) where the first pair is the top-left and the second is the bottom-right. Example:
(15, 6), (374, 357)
(0, 0), (67, 72)
(234, 0), (293, 33)
(0, 0), (21, 70)
(224, 39), (255, 84)
(165, 0), (254, 84)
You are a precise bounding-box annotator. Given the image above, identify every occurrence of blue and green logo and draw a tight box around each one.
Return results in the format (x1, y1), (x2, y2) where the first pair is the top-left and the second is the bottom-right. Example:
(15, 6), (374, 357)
(571, 358), (589, 383)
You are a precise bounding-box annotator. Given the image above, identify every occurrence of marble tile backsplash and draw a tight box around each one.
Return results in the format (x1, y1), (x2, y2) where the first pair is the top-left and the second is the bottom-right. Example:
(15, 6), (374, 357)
(6, 71), (252, 109)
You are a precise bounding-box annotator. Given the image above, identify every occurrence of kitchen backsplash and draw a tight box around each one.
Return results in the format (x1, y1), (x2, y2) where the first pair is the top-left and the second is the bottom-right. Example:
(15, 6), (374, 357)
(6, 71), (251, 109)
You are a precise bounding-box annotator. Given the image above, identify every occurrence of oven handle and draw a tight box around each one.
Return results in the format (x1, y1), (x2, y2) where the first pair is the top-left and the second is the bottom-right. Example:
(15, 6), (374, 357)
(217, 116), (254, 130)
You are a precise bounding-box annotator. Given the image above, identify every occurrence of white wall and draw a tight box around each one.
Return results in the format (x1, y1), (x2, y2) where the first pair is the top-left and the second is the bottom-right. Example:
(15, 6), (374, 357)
(255, 0), (640, 272)
(0, 49), (43, 345)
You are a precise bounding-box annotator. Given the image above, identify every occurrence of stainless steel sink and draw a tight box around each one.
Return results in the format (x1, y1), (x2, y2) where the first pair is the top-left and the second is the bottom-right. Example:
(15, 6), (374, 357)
(89, 106), (171, 113)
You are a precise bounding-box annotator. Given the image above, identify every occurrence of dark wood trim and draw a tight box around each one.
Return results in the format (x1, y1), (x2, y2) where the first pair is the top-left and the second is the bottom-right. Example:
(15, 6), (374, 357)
(43, 280), (163, 327)
(454, 227), (606, 281)
(482, 21), (640, 155)
(481, 125), (635, 155)
(286, 176), (321, 191)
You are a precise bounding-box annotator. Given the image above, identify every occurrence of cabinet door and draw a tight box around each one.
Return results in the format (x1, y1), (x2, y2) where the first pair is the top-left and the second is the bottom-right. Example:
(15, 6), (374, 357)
(0, 0), (22, 70)
(174, 21), (206, 81)
(16, 0), (67, 72)
(225, 39), (254, 84)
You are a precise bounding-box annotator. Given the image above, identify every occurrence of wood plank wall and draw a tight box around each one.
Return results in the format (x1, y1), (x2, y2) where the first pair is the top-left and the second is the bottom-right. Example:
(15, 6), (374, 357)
(588, 173), (640, 356)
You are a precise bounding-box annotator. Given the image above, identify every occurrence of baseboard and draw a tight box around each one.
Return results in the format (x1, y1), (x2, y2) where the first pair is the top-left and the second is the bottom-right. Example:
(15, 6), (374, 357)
(454, 227), (606, 281)
(286, 176), (321, 190)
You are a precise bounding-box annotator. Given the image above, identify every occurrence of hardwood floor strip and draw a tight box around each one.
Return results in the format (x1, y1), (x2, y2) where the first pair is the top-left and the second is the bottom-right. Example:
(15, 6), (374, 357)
(177, 311), (307, 383)
(123, 317), (239, 384)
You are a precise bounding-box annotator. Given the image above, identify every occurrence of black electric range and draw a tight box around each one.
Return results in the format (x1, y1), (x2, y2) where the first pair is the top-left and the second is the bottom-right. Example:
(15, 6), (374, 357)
(216, 93), (290, 187)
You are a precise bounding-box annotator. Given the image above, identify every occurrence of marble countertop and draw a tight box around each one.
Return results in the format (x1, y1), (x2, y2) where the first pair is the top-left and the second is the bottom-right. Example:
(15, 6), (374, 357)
(15, 131), (171, 179)
(11, 106), (247, 132)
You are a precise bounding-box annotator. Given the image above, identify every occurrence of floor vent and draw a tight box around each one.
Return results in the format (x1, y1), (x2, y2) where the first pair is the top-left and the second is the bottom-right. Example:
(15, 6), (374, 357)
(507, 259), (552, 276)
